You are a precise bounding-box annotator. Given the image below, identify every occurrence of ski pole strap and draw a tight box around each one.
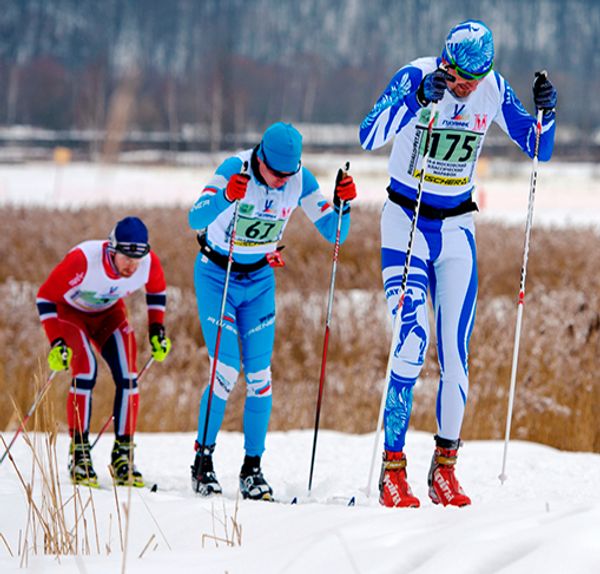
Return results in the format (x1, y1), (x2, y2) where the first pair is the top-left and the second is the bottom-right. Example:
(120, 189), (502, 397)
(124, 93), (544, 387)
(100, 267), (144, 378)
(197, 233), (272, 273)
(387, 187), (478, 220)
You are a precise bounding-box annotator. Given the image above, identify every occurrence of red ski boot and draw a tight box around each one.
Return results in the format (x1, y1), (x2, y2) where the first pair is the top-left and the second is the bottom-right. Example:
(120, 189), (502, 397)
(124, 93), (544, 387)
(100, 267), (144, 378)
(427, 436), (471, 507)
(379, 450), (420, 508)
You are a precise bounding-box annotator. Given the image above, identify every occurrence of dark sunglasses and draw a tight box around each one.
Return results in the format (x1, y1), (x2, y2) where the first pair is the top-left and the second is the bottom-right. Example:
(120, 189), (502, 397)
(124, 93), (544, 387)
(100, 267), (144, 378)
(115, 242), (150, 258)
(260, 145), (301, 178)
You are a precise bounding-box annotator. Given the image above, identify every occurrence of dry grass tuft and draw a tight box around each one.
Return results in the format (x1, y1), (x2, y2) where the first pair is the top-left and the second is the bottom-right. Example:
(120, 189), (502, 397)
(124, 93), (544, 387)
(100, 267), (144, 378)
(1, 206), (599, 453)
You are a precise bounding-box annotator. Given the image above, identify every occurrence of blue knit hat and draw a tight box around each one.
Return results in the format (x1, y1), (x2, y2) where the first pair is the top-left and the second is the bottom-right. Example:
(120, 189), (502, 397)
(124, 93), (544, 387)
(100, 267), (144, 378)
(109, 216), (150, 258)
(442, 20), (494, 78)
(258, 122), (302, 173)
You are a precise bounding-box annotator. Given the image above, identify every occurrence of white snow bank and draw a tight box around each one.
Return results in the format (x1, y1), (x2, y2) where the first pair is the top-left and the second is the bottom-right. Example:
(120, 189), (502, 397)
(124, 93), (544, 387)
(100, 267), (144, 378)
(0, 430), (599, 573)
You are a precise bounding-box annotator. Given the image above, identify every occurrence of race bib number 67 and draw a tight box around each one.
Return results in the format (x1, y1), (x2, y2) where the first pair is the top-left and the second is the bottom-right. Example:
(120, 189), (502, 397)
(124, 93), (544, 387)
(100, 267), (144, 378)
(235, 215), (285, 246)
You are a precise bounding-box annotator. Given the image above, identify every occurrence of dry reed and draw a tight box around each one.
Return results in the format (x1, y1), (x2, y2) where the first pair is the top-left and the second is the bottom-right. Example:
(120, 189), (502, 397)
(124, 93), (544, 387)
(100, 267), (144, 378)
(0, 366), (171, 564)
(1, 206), (598, 453)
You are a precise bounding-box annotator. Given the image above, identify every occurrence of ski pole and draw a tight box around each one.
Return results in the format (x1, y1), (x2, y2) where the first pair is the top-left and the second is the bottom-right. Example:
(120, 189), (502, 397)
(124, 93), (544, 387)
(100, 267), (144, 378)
(90, 356), (155, 450)
(0, 370), (60, 464)
(366, 102), (439, 497)
(196, 162), (247, 492)
(308, 161), (350, 495)
(499, 76), (547, 484)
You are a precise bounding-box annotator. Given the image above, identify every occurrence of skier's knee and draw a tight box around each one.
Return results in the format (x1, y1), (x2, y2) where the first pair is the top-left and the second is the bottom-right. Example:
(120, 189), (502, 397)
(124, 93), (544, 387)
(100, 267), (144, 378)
(245, 367), (272, 398)
(71, 376), (96, 390)
(211, 359), (240, 400)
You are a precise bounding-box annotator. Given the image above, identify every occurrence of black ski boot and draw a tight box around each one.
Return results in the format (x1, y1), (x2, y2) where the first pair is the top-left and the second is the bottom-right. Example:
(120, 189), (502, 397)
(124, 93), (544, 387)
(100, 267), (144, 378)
(69, 432), (99, 488)
(110, 435), (145, 487)
(191, 443), (222, 496)
(239, 455), (273, 501)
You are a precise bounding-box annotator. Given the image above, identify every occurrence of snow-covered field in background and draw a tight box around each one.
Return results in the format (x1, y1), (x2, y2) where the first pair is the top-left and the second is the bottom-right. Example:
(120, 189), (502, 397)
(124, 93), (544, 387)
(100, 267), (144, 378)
(0, 430), (599, 574)
(2, 156), (600, 228)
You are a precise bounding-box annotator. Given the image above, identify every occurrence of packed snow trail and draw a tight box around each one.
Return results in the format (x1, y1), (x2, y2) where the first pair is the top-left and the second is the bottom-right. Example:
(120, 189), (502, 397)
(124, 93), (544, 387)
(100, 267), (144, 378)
(0, 430), (599, 573)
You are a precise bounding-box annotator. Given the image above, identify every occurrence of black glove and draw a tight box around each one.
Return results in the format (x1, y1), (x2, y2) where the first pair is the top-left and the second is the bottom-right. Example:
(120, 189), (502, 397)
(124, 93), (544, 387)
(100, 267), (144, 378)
(149, 323), (166, 342)
(533, 71), (557, 113)
(417, 68), (453, 106)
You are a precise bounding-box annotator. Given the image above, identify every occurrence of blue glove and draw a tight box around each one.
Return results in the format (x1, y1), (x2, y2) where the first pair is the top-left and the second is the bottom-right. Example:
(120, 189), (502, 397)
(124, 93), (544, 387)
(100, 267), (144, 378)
(417, 68), (453, 106)
(533, 71), (557, 113)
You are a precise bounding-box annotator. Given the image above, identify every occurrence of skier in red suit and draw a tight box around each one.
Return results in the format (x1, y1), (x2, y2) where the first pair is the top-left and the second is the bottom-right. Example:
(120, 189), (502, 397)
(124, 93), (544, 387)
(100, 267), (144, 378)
(36, 216), (171, 487)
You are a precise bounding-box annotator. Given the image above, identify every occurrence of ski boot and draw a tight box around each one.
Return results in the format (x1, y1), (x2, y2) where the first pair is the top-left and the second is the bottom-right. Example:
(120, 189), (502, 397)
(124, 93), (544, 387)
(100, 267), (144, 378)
(110, 435), (145, 487)
(191, 443), (222, 496)
(69, 433), (99, 488)
(378, 450), (420, 508)
(427, 435), (471, 507)
(239, 455), (273, 501)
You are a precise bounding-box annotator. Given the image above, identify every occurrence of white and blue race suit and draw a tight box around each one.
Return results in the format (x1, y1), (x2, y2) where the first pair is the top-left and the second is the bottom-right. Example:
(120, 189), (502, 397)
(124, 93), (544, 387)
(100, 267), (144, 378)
(189, 148), (351, 456)
(359, 57), (556, 452)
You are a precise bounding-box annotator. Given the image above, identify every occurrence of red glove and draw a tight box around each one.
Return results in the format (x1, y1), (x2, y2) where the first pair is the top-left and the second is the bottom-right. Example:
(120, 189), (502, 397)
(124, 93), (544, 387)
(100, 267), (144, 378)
(334, 175), (357, 206)
(225, 173), (250, 202)
(266, 248), (285, 268)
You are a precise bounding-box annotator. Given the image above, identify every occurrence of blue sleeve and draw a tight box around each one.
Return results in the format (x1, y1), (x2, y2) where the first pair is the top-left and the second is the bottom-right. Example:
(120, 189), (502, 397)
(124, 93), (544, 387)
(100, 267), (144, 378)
(188, 156), (242, 229)
(359, 65), (424, 151)
(495, 73), (556, 162)
(299, 168), (351, 244)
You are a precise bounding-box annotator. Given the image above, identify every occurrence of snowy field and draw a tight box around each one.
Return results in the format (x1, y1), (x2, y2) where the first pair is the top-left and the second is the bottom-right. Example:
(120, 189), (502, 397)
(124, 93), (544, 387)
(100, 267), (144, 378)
(1, 430), (599, 574)
(2, 156), (600, 228)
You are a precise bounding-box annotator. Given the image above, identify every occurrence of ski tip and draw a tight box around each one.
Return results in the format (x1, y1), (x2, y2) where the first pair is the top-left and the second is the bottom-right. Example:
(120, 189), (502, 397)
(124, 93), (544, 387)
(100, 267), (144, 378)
(348, 496), (356, 507)
(291, 496), (298, 505)
(150, 483), (158, 492)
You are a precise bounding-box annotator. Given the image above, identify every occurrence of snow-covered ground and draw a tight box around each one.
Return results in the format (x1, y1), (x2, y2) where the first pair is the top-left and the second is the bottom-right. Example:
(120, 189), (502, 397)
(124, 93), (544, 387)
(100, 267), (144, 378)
(0, 430), (599, 573)
(2, 157), (600, 228)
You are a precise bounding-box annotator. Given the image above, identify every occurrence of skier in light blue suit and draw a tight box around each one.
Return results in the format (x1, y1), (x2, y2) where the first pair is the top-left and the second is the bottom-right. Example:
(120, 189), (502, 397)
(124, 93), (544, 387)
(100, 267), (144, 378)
(359, 20), (557, 508)
(189, 122), (357, 499)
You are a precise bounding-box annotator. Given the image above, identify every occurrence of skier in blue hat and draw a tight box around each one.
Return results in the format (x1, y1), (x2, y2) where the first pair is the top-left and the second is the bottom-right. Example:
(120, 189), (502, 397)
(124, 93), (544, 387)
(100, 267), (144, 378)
(359, 20), (557, 508)
(189, 122), (357, 499)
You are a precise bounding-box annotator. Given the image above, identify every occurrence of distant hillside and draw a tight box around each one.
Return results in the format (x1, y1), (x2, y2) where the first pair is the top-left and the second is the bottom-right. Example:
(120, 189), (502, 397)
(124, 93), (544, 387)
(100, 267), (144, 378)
(0, 0), (597, 155)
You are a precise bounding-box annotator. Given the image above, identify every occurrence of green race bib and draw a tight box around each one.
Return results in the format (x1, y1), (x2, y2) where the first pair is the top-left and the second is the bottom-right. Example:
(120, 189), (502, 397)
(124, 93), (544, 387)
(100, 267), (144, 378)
(235, 215), (285, 246)
(419, 129), (481, 164)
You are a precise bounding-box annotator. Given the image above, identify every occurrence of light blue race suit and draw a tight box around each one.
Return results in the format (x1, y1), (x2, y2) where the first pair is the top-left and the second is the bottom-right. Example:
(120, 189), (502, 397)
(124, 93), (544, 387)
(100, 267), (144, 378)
(188, 147), (351, 456)
(359, 57), (556, 452)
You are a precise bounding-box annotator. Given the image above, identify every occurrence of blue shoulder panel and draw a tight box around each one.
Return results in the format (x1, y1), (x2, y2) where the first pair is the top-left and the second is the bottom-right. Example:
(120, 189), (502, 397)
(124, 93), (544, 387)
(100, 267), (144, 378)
(359, 65), (424, 150)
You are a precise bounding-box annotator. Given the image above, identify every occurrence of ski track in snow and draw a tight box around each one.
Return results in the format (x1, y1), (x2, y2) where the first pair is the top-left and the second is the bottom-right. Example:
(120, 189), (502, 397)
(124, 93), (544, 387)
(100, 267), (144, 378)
(0, 430), (599, 573)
